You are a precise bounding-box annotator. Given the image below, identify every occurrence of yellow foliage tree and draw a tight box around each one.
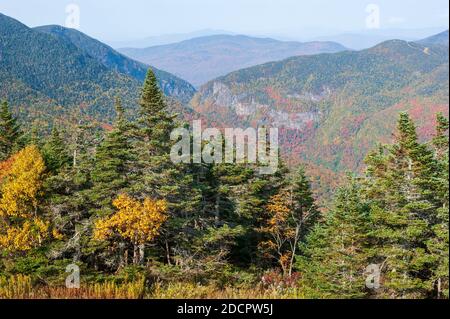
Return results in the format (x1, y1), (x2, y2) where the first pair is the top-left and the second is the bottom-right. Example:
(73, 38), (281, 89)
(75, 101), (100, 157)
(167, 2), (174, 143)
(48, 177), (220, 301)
(94, 194), (168, 265)
(0, 145), (49, 253)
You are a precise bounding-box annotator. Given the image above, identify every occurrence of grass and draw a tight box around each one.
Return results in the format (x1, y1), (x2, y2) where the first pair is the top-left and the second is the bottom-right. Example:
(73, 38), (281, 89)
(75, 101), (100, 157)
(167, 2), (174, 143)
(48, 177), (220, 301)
(149, 282), (303, 299)
(0, 274), (303, 299)
(0, 274), (145, 299)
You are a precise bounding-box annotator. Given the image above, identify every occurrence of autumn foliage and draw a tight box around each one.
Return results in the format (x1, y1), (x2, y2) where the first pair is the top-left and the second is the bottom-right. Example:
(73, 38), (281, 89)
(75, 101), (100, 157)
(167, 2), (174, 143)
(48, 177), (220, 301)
(94, 194), (168, 264)
(0, 145), (49, 252)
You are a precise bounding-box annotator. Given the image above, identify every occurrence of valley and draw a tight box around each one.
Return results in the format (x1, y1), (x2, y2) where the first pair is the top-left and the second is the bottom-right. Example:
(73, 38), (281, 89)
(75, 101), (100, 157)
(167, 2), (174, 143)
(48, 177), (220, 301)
(1, 11), (448, 198)
(0, 6), (449, 300)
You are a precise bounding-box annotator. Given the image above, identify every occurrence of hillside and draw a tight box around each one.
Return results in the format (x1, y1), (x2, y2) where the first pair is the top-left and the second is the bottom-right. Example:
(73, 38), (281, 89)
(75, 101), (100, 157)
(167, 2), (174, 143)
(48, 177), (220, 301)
(417, 29), (449, 46)
(119, 34), (346, 87)
(34, 25), (196, 104)
(0, 13), (194, 126)
(191, 38), (449, 181)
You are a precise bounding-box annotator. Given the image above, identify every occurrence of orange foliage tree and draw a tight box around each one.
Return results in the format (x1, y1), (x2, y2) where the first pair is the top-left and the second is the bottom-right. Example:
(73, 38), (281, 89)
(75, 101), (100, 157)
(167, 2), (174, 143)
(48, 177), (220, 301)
(94, 194), (168, 265)
(260, 187), (317, 277)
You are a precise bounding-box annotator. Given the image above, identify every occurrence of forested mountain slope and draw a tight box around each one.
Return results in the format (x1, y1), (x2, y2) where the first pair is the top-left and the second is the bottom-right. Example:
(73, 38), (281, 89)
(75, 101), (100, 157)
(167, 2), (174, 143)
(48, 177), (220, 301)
(417, 30), (449, 46)
(191, 37), (449, 178)
(0, 13), (194, 126)
(34, 25), (196, 104)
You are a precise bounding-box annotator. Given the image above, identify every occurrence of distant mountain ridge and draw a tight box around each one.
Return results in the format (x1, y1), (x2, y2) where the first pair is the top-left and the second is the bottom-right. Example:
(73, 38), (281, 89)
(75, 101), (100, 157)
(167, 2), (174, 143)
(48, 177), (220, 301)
(311, 27), (448, 50)
(417, 30), (449, 46)
(34, 25), (196, 104)
(119, 34), (347, 87)
(109, 29), (237, 48)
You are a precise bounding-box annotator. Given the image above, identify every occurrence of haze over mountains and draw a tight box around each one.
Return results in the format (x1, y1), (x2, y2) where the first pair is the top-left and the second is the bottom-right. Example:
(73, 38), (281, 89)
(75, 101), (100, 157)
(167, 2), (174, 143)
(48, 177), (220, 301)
(108, 29), (237, 49)
(310, 27), (448, 50)
(108, 26), (448, 50)
(417, 30), (449, 46)
(119, 35), (347, 87)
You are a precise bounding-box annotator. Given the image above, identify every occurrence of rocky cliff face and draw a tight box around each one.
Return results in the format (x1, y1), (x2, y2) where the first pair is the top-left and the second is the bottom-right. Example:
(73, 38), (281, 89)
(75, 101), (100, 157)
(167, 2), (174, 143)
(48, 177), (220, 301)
(193, 81), (322, 131)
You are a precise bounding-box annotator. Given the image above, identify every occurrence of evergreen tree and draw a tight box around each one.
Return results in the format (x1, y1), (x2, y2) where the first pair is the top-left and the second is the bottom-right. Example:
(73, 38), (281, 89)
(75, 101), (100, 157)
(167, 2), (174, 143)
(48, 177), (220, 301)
(432, 113), (449, 160)
(42, 127), (71, 174)
(290, 166), (319, 240)
(90, 97), (135, 215)
(234, 155), (288, 267)
(137, 69), (175, 157)
(297, 179), (371, 299)
(427, 113), (449, 298)
(258, 165), (319, 276)
(0, 101), (21, 160)
(365, 113), (438, 298)
(44, 121), (101, 265)
(76, 98), (140, 268)
(187, 161), (248, 272)
(132, 70), (203, 266)
(132, 69), (180, 201)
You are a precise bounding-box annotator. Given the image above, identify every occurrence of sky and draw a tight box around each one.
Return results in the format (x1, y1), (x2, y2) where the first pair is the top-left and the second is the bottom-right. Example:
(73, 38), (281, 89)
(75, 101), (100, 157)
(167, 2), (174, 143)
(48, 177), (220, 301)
(1, 0), (448, 42)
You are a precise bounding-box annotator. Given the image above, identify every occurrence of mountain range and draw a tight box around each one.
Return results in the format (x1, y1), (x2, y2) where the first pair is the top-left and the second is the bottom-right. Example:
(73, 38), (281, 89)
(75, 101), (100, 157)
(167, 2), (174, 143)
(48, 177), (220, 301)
(310, 27), (448, 50)
(34, 25), (196, 105)
(417, 30), (449, 46)
(108, 29), (237, 48)
(1, 11), (448, 196)
(0, 13), (195, 126)
(110, 26), (447, 51)
(190, 33), (449, 192)
(119, 35), (347, 87)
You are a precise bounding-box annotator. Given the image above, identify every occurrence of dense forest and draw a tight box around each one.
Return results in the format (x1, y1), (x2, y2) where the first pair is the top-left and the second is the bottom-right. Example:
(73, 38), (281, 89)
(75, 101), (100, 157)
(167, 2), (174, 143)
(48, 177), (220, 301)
(0, 13), (195, 127)
(192, 39), (449, 174)
(0, 69), (448, 299)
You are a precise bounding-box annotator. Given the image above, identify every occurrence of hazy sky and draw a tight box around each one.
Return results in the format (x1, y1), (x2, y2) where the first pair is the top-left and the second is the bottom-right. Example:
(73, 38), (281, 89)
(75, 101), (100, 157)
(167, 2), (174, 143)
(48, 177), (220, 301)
(1, 0), (448, 41)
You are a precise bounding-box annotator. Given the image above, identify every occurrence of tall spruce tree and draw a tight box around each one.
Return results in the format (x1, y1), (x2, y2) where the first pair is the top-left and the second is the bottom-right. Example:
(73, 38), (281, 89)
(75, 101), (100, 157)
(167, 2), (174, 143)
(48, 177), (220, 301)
(297, 179), (371, 299)
(0, 101), (21, 161)
(290, 166), (319, 238)
(365, 113), (438, 298)
(137, 69), (175, 157)
(133, 69), (202, 266)
(133, 69), (178, 199)
(427, 113), (449, 298)
(42, 127), (71, 174)
(90, 97), (135, 215)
